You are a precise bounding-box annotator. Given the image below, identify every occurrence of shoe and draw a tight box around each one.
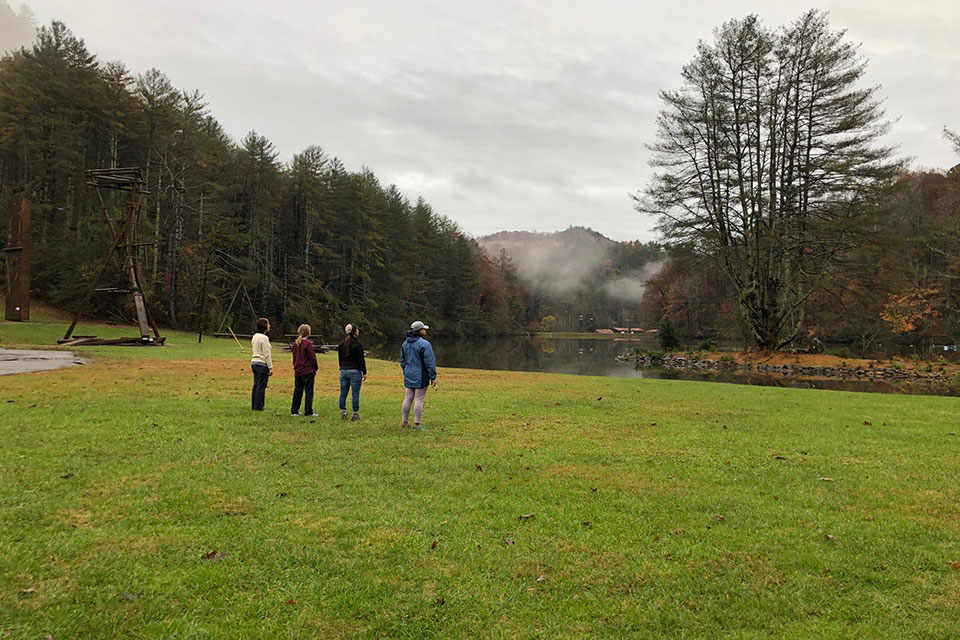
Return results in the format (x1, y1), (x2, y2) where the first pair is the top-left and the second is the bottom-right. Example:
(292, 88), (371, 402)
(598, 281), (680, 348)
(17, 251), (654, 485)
(351, 412), (360, 421)
(340, 411), (347, 420)
(291, 413), (301, 417)
(306, 413), (319, 417)
(414, 424), (425, 430)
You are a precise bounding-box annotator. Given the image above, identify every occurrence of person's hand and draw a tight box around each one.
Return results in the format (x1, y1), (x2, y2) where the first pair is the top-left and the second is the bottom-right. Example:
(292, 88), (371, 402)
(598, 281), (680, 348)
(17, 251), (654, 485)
(268, 369), (274, 377)
(362, 374), (368, 382)
(430, 378), (436, 387)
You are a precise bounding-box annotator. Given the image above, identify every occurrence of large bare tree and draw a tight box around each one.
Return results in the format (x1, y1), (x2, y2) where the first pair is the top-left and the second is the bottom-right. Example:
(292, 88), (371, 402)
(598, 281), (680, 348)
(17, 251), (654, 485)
(638, 11), (900, 349)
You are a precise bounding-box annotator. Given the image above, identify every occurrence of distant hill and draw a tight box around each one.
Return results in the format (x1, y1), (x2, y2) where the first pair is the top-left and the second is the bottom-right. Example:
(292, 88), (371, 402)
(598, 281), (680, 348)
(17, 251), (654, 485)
(477, 227), (619, 294)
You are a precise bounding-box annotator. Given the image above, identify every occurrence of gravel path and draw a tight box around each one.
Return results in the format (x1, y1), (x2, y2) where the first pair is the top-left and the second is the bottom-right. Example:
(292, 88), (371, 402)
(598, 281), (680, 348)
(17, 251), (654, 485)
(0, 348), (84, 375)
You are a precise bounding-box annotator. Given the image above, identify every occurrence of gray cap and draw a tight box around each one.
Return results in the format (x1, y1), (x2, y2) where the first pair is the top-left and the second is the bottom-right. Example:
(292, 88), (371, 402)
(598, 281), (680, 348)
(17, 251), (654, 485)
(410, 320), (430, 331)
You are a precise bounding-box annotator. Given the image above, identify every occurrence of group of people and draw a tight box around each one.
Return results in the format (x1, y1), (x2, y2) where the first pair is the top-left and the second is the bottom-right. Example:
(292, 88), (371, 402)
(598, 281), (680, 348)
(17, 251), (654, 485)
(249, 318), (438, 429)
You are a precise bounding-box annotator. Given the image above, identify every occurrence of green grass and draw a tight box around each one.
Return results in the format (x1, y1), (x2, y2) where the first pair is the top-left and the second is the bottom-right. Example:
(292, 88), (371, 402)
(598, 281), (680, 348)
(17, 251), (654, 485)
(2, 320), (960, 638)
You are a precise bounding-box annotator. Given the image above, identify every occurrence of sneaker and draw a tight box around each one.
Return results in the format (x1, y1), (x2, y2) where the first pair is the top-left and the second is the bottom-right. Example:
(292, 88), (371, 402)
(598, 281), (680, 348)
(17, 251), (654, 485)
(340, 411), (348, 420)
(306, 413), (319, 417)
(414, 424), (425, 430)
(291, 413), (301, 417)
(351, 412), (360, 421)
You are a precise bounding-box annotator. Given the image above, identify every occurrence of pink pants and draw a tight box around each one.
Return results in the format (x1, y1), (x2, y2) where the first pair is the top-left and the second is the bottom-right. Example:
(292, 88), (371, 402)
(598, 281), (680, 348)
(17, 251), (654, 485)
(402, 387), (428, 424)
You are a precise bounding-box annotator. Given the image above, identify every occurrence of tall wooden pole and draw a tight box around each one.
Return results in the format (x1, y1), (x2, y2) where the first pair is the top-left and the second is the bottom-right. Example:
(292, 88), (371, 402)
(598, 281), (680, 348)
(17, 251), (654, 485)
(4, 192), (31, 321)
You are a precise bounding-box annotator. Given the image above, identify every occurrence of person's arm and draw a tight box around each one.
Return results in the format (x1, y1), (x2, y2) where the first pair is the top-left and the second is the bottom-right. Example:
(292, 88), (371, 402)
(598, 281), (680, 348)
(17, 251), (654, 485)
(423, 342), (437, 386)
(399, 344), (406, 370)
(307, 341), (318, 371)
(266, 338), (274, 374)
(358, 343), (367, 379)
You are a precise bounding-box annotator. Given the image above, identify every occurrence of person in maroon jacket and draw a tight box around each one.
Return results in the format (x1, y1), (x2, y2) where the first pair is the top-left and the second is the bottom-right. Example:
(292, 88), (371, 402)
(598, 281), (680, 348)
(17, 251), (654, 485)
(290, 324), (319, 416)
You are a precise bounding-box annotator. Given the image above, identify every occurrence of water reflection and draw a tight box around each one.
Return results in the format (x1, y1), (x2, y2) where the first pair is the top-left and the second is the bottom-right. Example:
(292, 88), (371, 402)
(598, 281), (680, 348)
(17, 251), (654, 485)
(368, 336), (959, 396)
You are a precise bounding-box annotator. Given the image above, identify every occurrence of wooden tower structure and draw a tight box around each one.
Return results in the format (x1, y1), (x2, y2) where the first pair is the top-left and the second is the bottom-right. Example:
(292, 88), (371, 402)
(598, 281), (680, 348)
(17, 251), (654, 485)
(61, 168), (164, 346)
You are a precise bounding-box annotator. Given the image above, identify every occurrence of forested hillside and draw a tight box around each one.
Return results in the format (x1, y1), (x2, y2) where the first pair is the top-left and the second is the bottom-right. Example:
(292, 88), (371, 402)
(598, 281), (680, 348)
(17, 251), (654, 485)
(0, 21), (530, 339)
(478, 227), (665, 331)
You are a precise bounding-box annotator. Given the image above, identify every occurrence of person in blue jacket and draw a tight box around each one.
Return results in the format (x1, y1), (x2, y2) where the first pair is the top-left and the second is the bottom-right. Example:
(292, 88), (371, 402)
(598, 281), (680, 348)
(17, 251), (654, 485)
(400, 320), (437, 429)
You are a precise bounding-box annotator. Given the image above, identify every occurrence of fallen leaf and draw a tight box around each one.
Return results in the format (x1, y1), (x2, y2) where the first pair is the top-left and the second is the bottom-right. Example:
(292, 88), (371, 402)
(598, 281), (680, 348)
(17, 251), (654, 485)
(60, 472), (74, 479)
(582, 521), (591, 527)
(665, 553), (672, 559)
(434, 596), (445, 606)
(277, 492), (288, 498)
(722, 424), (728, 429)
(439, 520), (448, 526)
(863, 421), (872, 426)
(590, 487), (598, 492)
(825, 534), (835, 541)
(773, 455), (787, 460)
(201, 550), (226, 561)
(518, 514), (536, 520)
(948, 562), (960, 570)
(19, 587), (35, 595)
(536, 575), (545, 582)
(475, 464), (483, 471)
(653, 535), (659, 541)
(334, 484), (343, 489)
(430, 540), (439, 549)
(713, 515), (725, 521)
(284, 598), (296, 605)
(819, 477), (834, 482)
(118, 591), (143, 601)
(527, 587), (538, 592)
(650, 422), (657, 426)
(503, 538), (515, 545)
(280, 461), (287, 467)
(597, 397), (602, 401)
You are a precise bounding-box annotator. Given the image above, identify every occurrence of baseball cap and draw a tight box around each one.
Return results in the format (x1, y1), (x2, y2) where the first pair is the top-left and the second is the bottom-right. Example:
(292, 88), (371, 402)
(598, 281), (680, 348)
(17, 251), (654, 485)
(410, 321), (430, 331)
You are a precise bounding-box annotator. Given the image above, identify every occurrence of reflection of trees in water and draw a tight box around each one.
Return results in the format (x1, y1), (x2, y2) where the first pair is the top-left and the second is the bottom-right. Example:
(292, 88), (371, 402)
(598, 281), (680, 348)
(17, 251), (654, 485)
(369, 337), (958, 395)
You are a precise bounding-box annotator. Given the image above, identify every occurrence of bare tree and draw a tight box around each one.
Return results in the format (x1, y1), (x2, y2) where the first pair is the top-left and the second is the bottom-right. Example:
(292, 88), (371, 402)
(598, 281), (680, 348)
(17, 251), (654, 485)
(638, 11), (900, 349)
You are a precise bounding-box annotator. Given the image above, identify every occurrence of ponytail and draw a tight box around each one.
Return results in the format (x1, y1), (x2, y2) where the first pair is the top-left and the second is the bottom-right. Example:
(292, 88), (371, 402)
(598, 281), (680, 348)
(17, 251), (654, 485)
(296, 323), (310, 346)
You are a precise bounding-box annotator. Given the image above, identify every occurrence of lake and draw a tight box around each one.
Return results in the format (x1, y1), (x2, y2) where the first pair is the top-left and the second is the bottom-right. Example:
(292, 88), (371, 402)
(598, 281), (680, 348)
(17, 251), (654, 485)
(368, 335), (960, 397)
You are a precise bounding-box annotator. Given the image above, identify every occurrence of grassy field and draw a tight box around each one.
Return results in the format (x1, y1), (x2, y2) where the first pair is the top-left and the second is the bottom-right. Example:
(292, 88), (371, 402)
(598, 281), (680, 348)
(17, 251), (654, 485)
(2, 320), (960, 638)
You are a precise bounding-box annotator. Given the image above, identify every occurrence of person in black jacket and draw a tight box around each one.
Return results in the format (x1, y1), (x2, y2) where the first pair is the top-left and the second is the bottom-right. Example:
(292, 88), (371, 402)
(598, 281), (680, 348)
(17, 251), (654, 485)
(337, 323), (367, 421)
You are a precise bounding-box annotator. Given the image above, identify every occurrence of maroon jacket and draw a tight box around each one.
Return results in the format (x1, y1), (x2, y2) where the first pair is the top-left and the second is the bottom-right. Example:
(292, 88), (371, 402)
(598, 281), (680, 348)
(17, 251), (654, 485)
(291, 339), (318, 376)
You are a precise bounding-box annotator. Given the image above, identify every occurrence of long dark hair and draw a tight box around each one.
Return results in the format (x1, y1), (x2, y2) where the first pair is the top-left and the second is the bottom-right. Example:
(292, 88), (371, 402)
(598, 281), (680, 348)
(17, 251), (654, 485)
(340, 323), (358, 351)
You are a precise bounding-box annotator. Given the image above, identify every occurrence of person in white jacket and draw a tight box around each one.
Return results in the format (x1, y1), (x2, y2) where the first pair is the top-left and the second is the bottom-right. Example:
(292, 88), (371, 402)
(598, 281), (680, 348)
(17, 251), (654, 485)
(250, 317), (273, 410)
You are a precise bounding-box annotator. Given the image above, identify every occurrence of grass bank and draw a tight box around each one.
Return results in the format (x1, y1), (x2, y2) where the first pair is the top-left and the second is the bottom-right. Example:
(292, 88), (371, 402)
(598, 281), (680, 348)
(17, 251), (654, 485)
(2, 320), (960, 638)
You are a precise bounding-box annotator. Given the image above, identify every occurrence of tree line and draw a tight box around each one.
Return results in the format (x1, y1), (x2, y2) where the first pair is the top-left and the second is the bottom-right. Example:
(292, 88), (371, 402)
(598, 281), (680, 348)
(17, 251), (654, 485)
(0, 21), (531, 339)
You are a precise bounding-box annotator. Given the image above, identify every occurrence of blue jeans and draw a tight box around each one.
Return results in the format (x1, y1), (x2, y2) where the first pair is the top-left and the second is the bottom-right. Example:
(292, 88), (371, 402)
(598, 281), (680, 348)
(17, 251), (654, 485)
(339, 369), (363, 412)
(251, 363), (270, 410)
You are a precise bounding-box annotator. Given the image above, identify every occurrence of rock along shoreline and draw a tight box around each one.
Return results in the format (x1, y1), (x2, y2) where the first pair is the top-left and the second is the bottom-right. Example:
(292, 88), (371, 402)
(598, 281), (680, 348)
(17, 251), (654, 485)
(615, 353), (955, 382)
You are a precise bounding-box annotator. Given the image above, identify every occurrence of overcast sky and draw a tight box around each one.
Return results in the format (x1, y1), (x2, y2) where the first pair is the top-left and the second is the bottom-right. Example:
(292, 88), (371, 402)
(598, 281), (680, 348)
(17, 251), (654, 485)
(14, 0), (960, 241)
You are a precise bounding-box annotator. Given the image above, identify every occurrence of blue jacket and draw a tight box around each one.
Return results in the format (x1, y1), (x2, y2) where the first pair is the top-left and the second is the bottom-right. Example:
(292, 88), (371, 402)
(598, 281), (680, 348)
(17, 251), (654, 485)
(400, 331), (437, 389)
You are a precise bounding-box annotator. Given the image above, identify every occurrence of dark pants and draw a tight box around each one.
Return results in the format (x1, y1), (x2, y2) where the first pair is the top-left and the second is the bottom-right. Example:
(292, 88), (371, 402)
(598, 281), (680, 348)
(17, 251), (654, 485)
(291, 371), (316, 415)
(251, 363), (270, 410)
(339, 369), (363, 412)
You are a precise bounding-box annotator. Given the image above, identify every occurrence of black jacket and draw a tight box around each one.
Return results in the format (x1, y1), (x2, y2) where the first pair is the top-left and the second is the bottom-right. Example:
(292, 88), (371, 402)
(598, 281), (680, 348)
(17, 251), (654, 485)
(338, 339), (367, 375)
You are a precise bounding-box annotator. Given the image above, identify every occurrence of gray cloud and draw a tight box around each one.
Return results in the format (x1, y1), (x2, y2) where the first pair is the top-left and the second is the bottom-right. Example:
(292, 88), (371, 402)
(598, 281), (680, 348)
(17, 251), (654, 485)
(20, 0), (960, 240)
